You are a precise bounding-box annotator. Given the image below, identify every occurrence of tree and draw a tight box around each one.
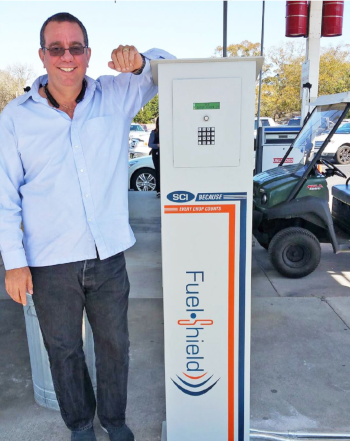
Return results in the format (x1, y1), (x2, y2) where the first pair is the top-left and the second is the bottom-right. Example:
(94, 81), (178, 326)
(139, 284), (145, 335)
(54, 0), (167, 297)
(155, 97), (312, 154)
(133, 94), (159, 124)
(8, 62), (35, 88)
(215, 40), (350, 121)
(215, 40), (261, 58)
(318, 44), (350, 95)
(0, 63), (35, 113)
(259, 41), (305, 120)
(214, 40), (272, 98)
(260, 42), (350, 120)
(0, 71), (19, 113)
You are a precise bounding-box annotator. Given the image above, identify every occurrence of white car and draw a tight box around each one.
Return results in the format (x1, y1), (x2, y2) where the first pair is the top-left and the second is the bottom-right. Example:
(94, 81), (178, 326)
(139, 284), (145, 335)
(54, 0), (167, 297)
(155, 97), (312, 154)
(128, 155), (156, 191)
(314, 122), (350, 165)
(129, 138), (151, 159)
(129, 123), (150, 145)
(254, 117), (278, 139)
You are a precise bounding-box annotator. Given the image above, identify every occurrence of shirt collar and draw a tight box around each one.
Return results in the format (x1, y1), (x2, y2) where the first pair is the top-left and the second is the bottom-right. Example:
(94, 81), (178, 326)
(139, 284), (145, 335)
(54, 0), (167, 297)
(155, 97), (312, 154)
(16, 75), (47, 106)
(17, 74), (98, 106)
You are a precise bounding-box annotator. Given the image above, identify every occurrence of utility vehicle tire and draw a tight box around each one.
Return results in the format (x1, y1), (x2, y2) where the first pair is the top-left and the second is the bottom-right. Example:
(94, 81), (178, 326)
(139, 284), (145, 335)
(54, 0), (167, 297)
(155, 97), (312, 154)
(131, 168), (156, 191)
(268, 227), (321, 278)
(335, 144), (350, 165)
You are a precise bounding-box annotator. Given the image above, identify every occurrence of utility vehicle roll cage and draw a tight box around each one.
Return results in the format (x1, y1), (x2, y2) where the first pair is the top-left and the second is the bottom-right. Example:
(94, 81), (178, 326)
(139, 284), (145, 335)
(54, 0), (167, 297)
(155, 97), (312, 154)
(278, 92), (350, 202)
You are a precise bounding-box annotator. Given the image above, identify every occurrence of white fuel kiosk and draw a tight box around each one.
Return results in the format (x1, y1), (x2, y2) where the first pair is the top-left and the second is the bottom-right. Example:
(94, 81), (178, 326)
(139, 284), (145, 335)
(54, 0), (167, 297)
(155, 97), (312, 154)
(151, 57), (263, 441)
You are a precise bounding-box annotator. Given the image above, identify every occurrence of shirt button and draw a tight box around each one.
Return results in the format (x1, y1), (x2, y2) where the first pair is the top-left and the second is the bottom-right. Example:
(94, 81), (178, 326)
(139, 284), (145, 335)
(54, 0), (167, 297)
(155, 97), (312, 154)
(80, 169), (84, 172)
(75, 146), (79, 149)
(85, 194), (89, 197)
(88, 218), (92, 222)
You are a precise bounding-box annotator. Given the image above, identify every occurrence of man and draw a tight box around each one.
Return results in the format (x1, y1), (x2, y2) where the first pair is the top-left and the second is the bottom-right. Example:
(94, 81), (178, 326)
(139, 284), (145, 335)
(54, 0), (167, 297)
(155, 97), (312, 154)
(0, 12), (174, 441)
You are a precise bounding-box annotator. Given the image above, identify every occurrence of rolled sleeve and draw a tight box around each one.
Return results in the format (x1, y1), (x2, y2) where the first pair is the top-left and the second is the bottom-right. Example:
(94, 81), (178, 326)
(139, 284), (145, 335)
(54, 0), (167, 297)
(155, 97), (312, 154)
(112, 48), (176, 118)
(0, 111), (27, 270)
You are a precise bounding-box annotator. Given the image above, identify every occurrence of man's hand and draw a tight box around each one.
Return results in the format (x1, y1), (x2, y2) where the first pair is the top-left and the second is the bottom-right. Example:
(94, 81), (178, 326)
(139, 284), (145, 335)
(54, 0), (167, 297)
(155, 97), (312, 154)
(108, 45), (143, 73)
(5, 267), (33, 306)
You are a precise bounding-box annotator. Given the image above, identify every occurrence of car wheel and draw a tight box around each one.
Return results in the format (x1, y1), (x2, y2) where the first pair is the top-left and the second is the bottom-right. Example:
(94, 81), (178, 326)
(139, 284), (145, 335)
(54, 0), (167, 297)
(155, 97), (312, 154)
(268, 227), (321, 278)
(131, 168), (156, 191)
(335, 144), (350, 165)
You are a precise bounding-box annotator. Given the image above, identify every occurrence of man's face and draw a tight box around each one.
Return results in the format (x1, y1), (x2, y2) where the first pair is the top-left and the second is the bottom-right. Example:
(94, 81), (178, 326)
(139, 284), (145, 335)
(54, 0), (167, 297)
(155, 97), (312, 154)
(39, 21), (91, 89)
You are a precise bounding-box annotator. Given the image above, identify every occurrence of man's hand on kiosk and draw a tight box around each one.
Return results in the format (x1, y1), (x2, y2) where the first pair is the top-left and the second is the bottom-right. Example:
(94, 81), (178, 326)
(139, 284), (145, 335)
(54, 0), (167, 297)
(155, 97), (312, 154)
(108, 45), (143, 73)
(5, 267), (33, 306)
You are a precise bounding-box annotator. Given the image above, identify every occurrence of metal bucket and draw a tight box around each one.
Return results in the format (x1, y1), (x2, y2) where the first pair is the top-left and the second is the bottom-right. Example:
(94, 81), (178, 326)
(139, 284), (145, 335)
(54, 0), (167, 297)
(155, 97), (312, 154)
(23, 293), (97, 410)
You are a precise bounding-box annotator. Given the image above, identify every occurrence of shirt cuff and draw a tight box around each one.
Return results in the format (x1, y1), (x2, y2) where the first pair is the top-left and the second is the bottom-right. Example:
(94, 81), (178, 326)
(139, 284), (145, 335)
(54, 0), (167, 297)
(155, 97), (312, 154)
(1, 248), (28, 270)
(132, 54), (146, 75)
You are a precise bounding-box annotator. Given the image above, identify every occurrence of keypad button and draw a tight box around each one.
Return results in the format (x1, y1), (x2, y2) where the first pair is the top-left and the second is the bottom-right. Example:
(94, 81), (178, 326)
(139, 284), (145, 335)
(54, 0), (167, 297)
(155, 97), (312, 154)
(198, 127), (215, 146)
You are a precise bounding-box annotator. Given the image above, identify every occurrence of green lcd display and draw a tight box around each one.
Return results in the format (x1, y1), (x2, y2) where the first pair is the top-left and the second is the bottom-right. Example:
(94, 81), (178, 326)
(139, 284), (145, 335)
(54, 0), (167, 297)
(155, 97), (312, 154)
(193, 102), (220, 110)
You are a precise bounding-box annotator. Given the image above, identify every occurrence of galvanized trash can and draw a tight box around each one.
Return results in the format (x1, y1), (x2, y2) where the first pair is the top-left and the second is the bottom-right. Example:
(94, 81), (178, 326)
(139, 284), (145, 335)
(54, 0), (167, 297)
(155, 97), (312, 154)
(23, 293), (97, 410)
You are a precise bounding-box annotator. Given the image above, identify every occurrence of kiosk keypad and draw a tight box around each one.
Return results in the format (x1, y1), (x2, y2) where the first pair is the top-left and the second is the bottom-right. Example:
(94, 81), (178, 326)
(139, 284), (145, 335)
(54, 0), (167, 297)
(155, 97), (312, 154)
(198, 127), (215, 145)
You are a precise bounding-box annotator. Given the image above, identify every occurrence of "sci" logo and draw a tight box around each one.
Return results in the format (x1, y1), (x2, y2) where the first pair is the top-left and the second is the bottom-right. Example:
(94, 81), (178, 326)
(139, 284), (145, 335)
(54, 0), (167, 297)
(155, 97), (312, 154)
(167, 191), (195, 203)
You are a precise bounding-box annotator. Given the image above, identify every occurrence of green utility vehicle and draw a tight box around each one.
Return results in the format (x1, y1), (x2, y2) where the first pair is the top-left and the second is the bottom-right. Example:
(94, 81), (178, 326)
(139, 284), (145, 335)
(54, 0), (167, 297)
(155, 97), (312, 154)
(253, 93), (350, 278)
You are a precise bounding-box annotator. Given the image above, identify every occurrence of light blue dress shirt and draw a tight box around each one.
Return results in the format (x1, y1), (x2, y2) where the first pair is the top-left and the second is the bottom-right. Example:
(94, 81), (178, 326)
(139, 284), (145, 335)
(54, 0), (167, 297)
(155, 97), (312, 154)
(0, 48), (175, 270)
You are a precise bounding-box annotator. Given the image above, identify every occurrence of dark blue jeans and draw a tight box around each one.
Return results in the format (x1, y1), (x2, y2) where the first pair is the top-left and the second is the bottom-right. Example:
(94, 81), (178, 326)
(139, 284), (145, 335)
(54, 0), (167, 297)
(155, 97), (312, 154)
(30, 252), (130, 432)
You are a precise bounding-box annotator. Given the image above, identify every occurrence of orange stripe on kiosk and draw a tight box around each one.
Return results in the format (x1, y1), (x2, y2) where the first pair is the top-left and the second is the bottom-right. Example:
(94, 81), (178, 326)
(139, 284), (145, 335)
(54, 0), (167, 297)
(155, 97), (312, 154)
(151, 57), (263, 441)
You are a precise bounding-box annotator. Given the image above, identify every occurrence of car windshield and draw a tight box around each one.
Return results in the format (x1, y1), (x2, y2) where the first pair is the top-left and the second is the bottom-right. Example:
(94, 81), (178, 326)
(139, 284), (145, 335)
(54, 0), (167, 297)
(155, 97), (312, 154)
(130, 124), (144, 132)
(292, 103), (347, 172)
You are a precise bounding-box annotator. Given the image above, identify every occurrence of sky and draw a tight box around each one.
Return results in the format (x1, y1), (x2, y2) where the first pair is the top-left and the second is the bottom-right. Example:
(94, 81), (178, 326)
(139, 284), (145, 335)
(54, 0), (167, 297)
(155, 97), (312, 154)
(1, 1), (350, 83)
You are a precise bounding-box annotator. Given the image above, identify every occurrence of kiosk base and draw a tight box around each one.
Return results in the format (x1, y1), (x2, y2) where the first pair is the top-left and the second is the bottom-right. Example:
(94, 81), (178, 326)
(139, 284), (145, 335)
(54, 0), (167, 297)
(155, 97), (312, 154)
(161, 421), (167, 441)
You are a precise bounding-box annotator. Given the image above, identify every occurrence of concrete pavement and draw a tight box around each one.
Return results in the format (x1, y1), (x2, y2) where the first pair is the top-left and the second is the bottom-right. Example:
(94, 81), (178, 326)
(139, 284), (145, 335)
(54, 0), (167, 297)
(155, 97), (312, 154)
(0, 191), (349, 440)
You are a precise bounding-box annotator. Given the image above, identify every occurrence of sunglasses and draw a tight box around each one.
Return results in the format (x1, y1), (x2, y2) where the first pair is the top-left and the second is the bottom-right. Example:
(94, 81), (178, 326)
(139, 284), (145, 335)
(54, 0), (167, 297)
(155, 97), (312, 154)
(43, 46), (87, 57)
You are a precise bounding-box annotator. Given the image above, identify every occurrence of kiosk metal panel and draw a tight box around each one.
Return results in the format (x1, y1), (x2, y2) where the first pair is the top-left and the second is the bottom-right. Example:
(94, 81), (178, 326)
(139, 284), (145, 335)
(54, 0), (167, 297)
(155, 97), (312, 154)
(173, 78), (241, 168)
(152, 57), (264, 441)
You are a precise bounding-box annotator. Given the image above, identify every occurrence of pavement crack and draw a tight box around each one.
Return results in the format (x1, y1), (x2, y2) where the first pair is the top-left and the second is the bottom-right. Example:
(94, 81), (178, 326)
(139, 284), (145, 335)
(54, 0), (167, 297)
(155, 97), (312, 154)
(324, 298), (350, 330)
(253, 255), (280, 297)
